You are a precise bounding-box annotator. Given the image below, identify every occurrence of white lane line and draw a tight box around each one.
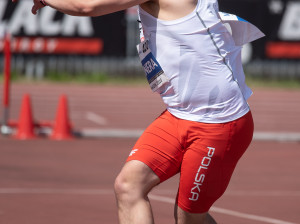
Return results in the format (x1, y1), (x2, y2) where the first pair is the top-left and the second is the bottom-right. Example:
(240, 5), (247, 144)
(148, 194), (297, 224)
(254, 132), (300, 142)
(225, 190), (300, 197)
(0, 188), (114, 195)
(1, 188), (298, 197)
(79, 129), (300, 142)
(80, 128), (144, 138)
(0, 188), (296, 224)
(210, 207), (297, 224)
(85, 112), (108, 125)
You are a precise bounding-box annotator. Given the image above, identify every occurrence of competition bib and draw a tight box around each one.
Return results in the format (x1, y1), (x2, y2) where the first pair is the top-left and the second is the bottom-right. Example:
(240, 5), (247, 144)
(137, 39), (169, 92)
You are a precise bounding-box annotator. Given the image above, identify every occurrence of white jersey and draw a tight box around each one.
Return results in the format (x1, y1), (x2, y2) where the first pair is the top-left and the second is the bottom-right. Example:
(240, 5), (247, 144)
(138, 0), (260, 123)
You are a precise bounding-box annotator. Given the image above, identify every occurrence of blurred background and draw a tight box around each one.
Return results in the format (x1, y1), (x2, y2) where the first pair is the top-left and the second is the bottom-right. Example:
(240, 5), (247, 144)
(0, 0), (300, 81)
(0, 1), (299, 224)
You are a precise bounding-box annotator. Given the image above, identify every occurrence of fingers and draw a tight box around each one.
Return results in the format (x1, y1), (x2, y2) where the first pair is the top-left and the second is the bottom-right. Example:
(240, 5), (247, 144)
(32, 2), (45, 15)
(31, 5), (42, 15)
(12, 0), (44, 15)
(32, 5), (38, 15)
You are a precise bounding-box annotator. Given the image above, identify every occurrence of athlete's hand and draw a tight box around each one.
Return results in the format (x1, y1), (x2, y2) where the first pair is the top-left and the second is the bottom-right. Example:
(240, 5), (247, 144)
(11, 0), (45, 15)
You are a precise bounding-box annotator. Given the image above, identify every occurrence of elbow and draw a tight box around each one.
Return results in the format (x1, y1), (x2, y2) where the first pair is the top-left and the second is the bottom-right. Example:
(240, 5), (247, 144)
(73, 1), (99, 16)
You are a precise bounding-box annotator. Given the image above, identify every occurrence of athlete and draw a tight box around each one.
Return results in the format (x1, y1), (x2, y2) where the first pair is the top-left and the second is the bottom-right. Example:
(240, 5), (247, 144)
(13, 0), (264, 223)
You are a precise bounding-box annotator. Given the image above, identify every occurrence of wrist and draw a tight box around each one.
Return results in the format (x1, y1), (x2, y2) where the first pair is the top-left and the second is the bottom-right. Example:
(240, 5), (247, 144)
(40, 0), (47, 6)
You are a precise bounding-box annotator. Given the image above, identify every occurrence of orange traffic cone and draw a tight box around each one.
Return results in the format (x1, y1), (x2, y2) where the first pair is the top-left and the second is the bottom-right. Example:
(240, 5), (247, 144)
(51, 95), (73, 140)
(15, 94), (36, 139)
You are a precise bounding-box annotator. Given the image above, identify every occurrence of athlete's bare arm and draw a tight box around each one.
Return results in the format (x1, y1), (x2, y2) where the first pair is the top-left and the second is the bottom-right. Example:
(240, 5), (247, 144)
(12, 0), (197, 21)
(11, 0), (148, 16)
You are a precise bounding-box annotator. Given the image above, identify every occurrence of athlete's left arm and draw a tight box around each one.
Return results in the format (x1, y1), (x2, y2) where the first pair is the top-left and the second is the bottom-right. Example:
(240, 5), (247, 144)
(11, 0), (149, 16)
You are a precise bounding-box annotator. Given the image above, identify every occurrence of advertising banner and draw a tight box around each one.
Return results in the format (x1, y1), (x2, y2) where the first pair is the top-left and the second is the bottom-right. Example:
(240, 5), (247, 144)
(0, 0), (126, 56)
(219, 0), (300, 60)
(1, 0), (299, 60)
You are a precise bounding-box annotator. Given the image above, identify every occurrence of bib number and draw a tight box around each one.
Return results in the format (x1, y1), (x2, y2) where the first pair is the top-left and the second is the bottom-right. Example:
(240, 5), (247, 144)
(137, 40), (169, 92)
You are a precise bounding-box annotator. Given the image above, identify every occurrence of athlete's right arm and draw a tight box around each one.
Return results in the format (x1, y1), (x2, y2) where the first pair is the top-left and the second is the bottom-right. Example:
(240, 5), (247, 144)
(11, 0), (151, 16)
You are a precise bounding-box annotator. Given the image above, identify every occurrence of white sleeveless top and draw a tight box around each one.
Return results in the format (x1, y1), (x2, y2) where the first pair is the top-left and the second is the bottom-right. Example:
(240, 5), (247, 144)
(138, 0), (254, 123)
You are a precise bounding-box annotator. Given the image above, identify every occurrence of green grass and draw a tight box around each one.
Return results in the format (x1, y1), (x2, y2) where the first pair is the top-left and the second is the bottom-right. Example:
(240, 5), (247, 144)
(245, 75), (300, 89)
(0, 71), (147, 86)
(1, 72), (300, 89)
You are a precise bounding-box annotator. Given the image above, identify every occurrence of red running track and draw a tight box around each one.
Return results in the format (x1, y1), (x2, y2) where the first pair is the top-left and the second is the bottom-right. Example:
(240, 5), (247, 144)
(0, 83), (299, 224)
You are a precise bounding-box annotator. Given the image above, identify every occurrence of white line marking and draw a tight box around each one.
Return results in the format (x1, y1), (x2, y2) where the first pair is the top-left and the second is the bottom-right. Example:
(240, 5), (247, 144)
(210, 207), (297, 224)
(78, 129), (300, 142)
(0, 188), (114, 195)
(148, 194), (297, 224)
(33, 126), (300, 142)
(0, 188), (297, 224)
(85, 112), (108, 125)
(2, 188), (298, 197)
(80, 128), (144, 138)
(254, 132), (300, 142)
(225, 190), (300, 197)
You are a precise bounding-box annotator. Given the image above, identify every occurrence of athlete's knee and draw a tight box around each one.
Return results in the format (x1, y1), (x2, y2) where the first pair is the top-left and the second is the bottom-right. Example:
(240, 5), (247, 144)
(114, 172), (136, 203)
(114, 169), (146, 204)
(114, 160), (160, 206)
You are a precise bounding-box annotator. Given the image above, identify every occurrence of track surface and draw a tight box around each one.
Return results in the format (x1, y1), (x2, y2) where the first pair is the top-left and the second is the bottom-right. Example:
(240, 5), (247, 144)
(0, 83), (299, 224)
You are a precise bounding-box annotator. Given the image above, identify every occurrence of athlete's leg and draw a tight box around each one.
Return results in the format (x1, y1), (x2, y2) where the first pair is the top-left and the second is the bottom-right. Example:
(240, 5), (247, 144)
(173, 142), (220, 224)
(115, 111), (184, 224)
(175, 206), (217, 224)
(114, 160), (160, 224)
(173, 111), (254, 224)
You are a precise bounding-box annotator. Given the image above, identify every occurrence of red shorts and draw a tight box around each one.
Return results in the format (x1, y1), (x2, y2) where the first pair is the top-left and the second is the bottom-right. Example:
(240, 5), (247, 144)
(127, 110), (254, 213)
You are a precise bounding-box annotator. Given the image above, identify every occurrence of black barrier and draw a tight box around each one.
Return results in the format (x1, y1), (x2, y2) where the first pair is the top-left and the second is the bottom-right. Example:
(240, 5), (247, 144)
(219, 0), (300, 59)
(0, 0), (126, 56)
(1, 0), (300, 60)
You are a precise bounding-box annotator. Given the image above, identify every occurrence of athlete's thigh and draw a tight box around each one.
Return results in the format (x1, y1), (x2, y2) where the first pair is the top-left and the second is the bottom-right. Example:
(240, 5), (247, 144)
(176, 112), (254, 213)
(177, 139), (222, 213)
(126, 110), (184, 183)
